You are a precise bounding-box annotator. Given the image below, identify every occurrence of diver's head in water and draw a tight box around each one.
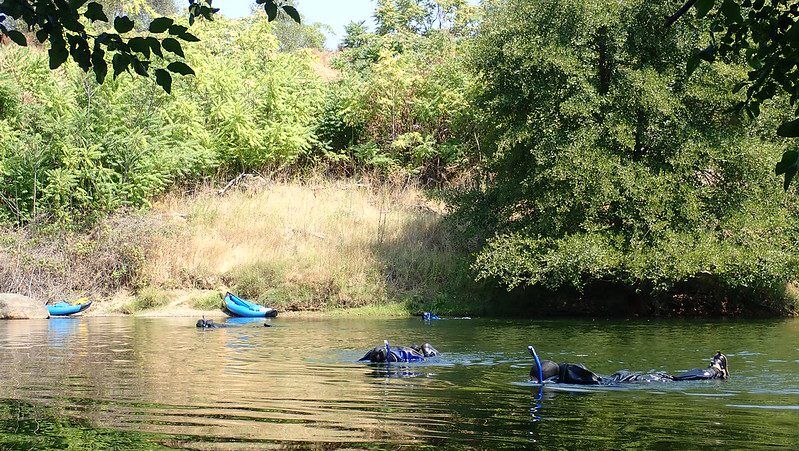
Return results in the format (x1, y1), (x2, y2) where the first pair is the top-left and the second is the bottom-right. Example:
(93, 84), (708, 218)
(412, 343), (439, 357)
(529, 359), (560, 383)
(196, 318), (215, 328)
(711, 351), (729, 379)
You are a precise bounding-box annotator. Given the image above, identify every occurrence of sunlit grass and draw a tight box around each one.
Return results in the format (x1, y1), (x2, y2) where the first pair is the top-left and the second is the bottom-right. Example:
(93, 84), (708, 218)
(145, 175), (480, 313)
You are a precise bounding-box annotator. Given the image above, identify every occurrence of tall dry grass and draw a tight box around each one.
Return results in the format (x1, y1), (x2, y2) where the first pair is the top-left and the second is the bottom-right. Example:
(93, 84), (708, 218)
(146, 175), (481, 312)
(0, 214), (157, 302)
(0, 176), (483, 313)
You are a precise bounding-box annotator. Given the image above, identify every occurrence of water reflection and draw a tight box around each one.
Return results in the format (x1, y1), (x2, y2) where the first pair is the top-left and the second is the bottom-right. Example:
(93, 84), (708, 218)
(363, 363), (436, 379)
(47, 318), (80, 347)
(0, 317), (797, 447)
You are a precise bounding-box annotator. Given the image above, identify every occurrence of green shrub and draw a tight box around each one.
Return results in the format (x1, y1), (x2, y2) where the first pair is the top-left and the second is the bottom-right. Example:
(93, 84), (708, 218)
(191, 291), (223, 310)
(131, 287), (169, 311)
(0, 14), (325, 226)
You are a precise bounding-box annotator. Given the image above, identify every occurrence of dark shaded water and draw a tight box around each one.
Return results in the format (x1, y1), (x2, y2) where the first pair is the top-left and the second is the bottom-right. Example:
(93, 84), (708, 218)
(0, 317), (797, 448)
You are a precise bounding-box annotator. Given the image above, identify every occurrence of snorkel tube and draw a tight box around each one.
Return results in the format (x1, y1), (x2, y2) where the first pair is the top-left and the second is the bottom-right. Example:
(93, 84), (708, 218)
(528, 345), (544, 401)
(384, 340), (392, 365)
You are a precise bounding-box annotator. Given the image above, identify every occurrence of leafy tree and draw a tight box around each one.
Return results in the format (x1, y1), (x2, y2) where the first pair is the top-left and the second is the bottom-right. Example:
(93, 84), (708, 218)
(460, 0), (799, 313)
(270, 16), (327, 52)
(340, 21), (371, 51)
(323, 0), (479, 181)
(0, 0), (300, 93)
(670, 0), (799, 188)
(374, 0), (479, 36)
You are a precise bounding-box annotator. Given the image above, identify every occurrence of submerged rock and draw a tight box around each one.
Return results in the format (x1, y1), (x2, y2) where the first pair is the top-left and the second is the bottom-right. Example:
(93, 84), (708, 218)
(0, 293), (50, 319)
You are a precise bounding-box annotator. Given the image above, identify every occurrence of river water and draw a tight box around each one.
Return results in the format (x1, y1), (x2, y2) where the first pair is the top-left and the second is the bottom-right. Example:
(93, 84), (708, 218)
(0, 317), (797, 448)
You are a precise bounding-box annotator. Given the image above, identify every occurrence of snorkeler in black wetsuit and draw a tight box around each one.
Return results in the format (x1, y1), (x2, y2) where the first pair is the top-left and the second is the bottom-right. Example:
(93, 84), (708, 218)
(195, 318), (272, 328)
(196, 319), (232, 328)
(359, 342), (439, 362)
(528, 348), (729, 385)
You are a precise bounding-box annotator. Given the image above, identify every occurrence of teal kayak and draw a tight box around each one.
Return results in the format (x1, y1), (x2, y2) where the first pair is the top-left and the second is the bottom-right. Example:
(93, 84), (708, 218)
(47, 299), (92, 316)
(223, 292), (278, 318)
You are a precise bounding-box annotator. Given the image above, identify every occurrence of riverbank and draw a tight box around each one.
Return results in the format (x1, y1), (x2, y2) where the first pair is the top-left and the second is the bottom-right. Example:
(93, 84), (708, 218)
(1, 176), (487, 318)
(85, 294), (413, 319)
(3, 176), (798, 319)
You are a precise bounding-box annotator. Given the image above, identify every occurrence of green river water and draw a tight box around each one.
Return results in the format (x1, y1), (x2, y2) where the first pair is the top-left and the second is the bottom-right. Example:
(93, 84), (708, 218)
(0, 317), (797, 448)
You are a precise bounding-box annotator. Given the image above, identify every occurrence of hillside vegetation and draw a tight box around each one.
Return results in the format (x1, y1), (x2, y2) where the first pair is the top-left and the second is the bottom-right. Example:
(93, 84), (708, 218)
(1, 0), (797, 316)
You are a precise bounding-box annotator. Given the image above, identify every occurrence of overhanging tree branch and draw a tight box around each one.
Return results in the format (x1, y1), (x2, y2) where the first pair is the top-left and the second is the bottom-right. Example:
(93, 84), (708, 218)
(664, 0), (698, 27)
(0, 0), (300, 93)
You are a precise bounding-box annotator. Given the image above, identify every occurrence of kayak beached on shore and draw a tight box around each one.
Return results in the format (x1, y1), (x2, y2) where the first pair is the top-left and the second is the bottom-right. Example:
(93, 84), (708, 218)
(47, 298), (92, 316)
(223, 292), (278, 318)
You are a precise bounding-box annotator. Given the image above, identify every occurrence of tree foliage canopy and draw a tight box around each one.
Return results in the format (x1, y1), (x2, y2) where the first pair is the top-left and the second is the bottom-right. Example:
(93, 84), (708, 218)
(459, 0), (799, 313)
(0, 0), (299, 93)
(672, 0), (799, 188)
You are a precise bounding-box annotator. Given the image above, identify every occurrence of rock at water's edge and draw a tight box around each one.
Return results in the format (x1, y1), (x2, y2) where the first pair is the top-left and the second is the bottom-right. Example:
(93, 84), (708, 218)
(0, 293), (50, 319)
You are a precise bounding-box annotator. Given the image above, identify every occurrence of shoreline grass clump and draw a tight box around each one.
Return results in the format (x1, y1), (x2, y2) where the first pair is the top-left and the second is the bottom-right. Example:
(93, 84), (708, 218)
(190, 291), (223, 311)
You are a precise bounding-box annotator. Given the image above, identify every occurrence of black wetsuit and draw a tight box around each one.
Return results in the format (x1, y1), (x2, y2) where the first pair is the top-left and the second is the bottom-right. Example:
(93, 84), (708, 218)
(196, 319), (230, 328)
(530, 360), (604, 384)
(359, 343), (439, 363)
(195, 319), (272, 328)
(531, 352), (729, 385)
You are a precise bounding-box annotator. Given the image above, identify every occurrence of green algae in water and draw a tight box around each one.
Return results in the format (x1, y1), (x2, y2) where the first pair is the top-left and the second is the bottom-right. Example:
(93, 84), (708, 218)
(0, 399), (175, 449)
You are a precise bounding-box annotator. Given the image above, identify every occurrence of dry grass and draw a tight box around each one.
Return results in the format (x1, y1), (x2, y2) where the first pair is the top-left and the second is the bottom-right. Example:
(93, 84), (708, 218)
(0, 176), (483, 314)
(0, 214), (157, 302)
(147, 175), (480, 313)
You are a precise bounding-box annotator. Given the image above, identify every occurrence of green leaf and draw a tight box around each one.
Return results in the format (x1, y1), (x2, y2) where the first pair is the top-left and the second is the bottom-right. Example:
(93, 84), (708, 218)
(775, 150), (799, 190)
(155, 68), (172, 94)
(777, 118), (799, 137)
(146, 37), (163, 58)
(687, 52), (701, 76)
(91, 47), (107, 83)
(62, 15), (84, 33)
(48, 43), (69, 70)
(282, 5), (301, 24)
(749, 101), (760, 118)
(694, 0), (714, 18)
(180, 32), (200, 42)
(149, 17), (173, 34)
(84, 2), (108, 22)
(129, 37), (150, 58)
(131, 58), (149, 77)
(787, 24), (799, 48)
(265, 3), (278, 21)
(67, 35), (91, 71)
(114, 16), (135, 34)
(732, 81), (748, 94)
(719, 0), (743, 23)
(167, 61), (195, 76)
(697, 45), (716, 62)
(112, 53), (130, 78)
(36, 29), (48, 43)
(5, 30), (26, 46)
(168, 24), (188, 36)
(162, 38), (184, 57)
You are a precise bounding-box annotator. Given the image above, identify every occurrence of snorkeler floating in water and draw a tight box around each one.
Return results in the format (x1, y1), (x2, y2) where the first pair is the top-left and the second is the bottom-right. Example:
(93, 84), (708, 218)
(195, 318), (272, 328)
(359, 340), (439, 362)
(527, 346), (729, 385)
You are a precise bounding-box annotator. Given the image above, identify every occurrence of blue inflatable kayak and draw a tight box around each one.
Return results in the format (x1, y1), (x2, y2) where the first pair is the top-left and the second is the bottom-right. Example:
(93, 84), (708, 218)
(223, 292), (278, 318)
(47, 299), (92, 316)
